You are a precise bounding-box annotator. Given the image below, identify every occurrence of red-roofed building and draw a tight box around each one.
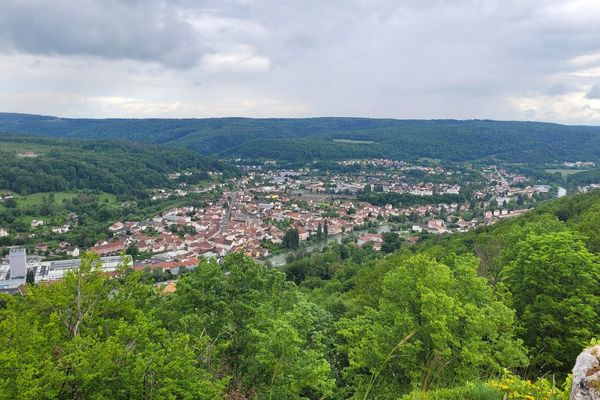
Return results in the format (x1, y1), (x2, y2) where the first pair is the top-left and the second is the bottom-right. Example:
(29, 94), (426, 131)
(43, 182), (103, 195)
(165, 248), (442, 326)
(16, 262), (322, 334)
(92, 241), (126, 256)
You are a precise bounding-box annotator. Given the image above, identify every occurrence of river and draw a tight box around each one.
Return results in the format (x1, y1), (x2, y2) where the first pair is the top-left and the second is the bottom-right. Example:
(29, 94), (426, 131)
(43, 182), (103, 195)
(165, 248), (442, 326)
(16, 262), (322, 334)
(267, 224), (393, 267)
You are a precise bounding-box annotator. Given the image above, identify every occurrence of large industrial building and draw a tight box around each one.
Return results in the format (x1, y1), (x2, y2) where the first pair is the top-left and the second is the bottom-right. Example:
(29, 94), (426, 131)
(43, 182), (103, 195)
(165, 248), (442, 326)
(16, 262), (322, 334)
(0, 248), (130, 293)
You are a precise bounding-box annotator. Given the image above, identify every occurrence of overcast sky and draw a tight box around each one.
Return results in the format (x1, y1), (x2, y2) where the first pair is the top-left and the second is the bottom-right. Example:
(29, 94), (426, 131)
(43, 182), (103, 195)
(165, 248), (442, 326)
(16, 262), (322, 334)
(1, 0), (600, 123)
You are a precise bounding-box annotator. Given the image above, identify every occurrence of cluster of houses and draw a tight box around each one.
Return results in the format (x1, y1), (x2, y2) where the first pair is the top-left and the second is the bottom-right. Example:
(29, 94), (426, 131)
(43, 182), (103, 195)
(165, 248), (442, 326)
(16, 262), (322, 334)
(85, 161), (550, 275)
(16, 152), (38, 158)
(479, 166), (553, 206)
(563, 161), (595, 168)
(2, 161), (570, 280)
(90, 183), (509, 275)
(299, 166), (457, 196)
(577, 183), (600, 193)
(88, 190), (401, 272)
(149, 172), (223, 201)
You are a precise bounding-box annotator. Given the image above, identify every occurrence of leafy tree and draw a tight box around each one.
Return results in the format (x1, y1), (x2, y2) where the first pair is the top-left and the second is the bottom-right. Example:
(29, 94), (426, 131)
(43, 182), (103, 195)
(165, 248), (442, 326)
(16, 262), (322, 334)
(381, 232), (402, 253)
(163, 254), (335, 399)
(501, 230), (600, 373)
(577, 202), (600, 253)
(337, 254), (526, 398)
(125, 242), (140, 258)
(0, 253), (226, 399)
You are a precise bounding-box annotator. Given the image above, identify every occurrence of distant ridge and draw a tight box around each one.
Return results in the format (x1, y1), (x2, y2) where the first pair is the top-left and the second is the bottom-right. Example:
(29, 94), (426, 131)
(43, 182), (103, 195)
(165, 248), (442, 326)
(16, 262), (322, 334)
(1, 112), (600, 163)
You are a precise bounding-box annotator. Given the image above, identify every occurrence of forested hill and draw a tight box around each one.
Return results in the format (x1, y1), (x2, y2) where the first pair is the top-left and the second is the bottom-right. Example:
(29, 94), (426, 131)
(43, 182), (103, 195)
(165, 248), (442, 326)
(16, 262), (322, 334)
(0, 133), (237, 196)
(2, 112), (600, 163)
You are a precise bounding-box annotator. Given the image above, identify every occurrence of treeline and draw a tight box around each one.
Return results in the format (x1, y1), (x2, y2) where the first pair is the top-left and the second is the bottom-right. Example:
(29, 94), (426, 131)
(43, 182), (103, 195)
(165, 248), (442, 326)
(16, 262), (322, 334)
(0, 134), (237, 196)
(567, 169), (600, 187)
(2, 113), (600, 164)
(357, 191), (465, 207)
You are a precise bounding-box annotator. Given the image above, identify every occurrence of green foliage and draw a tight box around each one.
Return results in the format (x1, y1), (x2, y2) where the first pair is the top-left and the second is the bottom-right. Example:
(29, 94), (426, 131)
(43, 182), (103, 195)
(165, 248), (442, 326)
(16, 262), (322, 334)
(401, 381), (503, 400)
(3, 186), (600, 398)
(162, 253), (335, 399)
(125, 242), (140, 258)
(336, 254), (527, 398)
(0, 253), (226, 399)
(283, 227), (300, 249)
(501, 230), (600, 373)
(381, 231), (403, 253)
(358, 192), (464, 207)
(0, 133), (236, 196)
(566, 169), (600, 187)
(25, 268), (34, 284)
(2, 114), (600, 163)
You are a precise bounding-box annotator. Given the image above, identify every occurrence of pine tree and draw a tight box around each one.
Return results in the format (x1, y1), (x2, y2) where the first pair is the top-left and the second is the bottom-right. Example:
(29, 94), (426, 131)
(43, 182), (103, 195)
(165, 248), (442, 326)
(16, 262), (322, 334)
(283, 228), (300, 249)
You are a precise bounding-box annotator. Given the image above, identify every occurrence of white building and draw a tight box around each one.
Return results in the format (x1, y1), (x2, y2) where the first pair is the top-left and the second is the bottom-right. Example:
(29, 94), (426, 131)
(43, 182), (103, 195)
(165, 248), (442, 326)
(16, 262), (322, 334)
(67, 248), (80, 257)
(533, 185), (550, 193)
(9, 248), (27, 278)
(0, 228), (8, 238)
(496, 196), (511, 206)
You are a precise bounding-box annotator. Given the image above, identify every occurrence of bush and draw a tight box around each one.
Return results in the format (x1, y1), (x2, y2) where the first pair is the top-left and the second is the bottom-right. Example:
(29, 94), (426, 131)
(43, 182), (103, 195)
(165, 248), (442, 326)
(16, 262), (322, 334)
(402, 382), (502, 400)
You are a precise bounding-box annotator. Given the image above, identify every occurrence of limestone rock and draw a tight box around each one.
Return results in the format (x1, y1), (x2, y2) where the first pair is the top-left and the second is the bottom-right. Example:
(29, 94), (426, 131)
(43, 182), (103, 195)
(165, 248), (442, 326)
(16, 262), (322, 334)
(571, 345), (600, 400)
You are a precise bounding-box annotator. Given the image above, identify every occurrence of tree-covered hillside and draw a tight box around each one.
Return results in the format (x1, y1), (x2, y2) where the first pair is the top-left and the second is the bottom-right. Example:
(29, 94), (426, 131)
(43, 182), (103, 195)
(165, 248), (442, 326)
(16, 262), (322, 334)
(1, 190), (599, 399)
(0, 133), (237, 196)
(2, 113), (600, 163)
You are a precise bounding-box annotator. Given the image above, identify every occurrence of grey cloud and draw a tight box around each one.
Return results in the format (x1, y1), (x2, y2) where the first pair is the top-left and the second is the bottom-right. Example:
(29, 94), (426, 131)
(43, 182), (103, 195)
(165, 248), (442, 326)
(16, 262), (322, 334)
(0, 0), (265, 68)
(585, 84), (600, 99)
(546, 83), (576, 96)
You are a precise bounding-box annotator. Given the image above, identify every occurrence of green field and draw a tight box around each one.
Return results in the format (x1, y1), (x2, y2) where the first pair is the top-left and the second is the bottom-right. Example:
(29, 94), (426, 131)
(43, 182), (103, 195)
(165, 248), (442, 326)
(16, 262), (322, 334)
(1, 190), (117, 209)
(332, 139), (375, 144)
(0, 190), (118, 231)
(545, 169), (591, 178)
(0, 141), (58, 154)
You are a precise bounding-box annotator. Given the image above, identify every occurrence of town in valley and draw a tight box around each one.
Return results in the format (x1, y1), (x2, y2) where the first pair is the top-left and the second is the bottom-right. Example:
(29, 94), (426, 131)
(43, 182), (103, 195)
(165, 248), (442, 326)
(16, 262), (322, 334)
(1, 157), (591, 292)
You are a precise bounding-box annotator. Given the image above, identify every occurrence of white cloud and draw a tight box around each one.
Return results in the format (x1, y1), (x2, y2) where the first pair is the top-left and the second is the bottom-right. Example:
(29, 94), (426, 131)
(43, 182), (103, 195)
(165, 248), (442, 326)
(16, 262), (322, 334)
(201, 46), (271, 72)
(509, 92), (600, 124)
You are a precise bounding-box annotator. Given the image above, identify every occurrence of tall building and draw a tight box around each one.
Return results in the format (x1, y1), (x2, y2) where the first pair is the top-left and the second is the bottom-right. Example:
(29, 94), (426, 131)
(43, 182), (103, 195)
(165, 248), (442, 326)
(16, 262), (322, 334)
(9, 248), (27, 278)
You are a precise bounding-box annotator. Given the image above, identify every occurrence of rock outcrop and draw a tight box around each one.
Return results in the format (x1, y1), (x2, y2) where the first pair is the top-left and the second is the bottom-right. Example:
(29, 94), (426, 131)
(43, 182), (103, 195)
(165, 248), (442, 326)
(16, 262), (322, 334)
(571, 345), (600, 400)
